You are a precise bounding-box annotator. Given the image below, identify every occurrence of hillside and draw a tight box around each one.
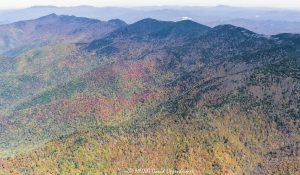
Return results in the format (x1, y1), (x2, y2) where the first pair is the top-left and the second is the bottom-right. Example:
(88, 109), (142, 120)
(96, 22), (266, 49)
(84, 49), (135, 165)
(0, 16), (299, 174)
(0, 14), (126, 56)
(0, 14), (127, 113)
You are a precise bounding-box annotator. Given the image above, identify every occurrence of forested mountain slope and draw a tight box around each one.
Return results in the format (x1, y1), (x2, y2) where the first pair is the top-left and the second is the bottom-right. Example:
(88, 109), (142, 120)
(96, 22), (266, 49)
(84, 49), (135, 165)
(0, 14), (126, 56)
(0, 16), (299, 174)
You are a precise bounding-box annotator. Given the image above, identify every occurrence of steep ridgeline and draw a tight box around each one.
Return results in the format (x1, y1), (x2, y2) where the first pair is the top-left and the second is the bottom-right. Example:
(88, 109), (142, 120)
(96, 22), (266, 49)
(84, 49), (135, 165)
(0, 14), (126, 56)
(0, 18), (299, 174)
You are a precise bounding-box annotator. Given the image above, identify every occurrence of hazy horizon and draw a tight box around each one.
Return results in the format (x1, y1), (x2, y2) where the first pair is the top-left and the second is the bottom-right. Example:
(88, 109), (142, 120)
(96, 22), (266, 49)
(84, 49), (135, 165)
(1, 0), (300, 10)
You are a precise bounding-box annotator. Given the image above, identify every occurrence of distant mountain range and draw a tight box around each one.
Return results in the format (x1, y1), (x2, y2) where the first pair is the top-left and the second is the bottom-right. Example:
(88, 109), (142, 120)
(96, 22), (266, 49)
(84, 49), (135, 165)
(0, 14), (299, 174)
(0, 6), (300, 34)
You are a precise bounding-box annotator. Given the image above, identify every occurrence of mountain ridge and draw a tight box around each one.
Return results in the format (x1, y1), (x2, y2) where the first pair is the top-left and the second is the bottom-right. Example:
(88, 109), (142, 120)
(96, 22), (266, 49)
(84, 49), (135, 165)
(1, 5), (300, 34)
(0, 15), (299, 175)
(0, 13), (127, 56)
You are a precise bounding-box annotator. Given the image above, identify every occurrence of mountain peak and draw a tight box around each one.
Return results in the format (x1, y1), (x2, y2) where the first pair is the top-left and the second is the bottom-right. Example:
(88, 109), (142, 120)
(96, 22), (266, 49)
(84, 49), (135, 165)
(37, 13), (59, 20)
(35, 14), (102, 24)
(170, 20), (211, 37)
(118, 18), (173, 36)
(214, 24), (242, 30)
(108, 19), (127, 27)
(88, 18), (211, 48)
(135, 18), (165, 25)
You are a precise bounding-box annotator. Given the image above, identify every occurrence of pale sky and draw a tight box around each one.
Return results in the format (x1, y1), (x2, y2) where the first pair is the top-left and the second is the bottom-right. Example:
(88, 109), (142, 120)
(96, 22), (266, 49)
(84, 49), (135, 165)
(0, 0), (300, 9)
